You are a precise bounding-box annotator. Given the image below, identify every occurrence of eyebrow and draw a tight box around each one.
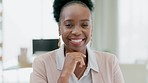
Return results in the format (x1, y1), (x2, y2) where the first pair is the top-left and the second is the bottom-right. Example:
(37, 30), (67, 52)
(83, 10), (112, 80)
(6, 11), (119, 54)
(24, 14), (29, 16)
(64, 19), (73, 22)
(80, 19), (90, 21)
(64, 19), (90, 22)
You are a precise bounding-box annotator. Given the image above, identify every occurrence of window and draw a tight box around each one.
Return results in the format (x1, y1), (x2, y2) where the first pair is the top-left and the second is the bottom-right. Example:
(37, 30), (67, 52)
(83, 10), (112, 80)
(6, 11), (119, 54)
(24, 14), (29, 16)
(3, 0), (59, 68)
(118, 0), (148, 63)
(2, 0), (58, 82)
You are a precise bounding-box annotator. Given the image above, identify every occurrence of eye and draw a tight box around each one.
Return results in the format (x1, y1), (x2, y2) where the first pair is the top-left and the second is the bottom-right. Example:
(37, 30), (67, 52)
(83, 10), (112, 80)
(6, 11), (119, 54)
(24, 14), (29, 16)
(81, 23), (89, 28)
(82, 24), (88, 27)
(65, 24), (72, 26)
(64, 21), (74, 29)
(65, 23), (73, 28)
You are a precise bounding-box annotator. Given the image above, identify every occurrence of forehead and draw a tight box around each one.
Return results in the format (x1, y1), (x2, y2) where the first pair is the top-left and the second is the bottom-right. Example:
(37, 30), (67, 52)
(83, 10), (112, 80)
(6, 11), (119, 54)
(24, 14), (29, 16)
(60, 4), (91, 22)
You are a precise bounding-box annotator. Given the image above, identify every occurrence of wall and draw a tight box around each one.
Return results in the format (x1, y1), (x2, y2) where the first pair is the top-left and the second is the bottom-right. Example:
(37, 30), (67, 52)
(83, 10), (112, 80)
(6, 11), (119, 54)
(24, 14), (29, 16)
(92, 0), (118, 55)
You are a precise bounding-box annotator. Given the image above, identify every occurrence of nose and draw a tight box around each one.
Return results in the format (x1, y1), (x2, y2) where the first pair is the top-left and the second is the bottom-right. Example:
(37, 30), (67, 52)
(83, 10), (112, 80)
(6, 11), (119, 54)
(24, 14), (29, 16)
(71, 25), (82, 35)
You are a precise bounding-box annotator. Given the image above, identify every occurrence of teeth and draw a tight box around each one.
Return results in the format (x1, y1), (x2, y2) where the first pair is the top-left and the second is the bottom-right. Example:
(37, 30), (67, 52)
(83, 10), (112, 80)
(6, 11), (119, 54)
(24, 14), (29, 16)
(71, 39), (82, 42)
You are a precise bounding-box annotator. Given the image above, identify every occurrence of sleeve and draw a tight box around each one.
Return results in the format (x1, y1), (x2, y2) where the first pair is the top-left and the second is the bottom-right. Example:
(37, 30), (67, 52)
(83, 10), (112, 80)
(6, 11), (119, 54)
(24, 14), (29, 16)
(30, 56), (48, 83)
(113, 56), (125, 83)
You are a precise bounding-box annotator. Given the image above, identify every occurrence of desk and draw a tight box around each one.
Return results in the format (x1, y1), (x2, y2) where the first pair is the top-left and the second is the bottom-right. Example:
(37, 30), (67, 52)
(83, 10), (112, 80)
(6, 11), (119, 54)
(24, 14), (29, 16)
(1, 55), (33, 83)
(3, 68), (32, 83)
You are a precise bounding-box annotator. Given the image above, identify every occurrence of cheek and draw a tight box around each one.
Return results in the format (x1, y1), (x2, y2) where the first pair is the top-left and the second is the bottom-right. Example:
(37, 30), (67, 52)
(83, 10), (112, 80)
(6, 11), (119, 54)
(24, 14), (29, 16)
(61, 29), (71, 36)
(86, 30), (92, 41)
(61, 29), (71, 41)
(85, 29), (92, 37)
(60, 26), (71, 34)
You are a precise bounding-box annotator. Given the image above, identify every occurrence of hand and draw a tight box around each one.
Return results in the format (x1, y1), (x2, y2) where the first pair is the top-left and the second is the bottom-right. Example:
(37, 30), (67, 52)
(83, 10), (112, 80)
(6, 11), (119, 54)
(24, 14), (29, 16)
(59, 52), (86, 80)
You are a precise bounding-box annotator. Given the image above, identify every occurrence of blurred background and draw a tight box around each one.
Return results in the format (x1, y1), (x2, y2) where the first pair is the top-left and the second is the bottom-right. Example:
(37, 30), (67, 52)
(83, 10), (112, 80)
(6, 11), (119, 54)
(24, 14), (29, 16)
(0, 0), (148, 83)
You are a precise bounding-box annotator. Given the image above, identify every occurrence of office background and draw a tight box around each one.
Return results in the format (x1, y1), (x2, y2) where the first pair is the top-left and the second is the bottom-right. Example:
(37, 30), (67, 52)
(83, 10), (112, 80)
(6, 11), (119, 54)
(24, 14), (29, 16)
(0, 0), (148, 83)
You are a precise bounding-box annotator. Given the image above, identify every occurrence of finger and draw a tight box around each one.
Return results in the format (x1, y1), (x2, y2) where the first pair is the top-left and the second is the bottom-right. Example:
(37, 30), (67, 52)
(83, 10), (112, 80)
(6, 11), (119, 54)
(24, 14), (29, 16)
(80, 53), (86, 58)
(78, 57), (85, 68)
(76, 53), (85, 67)
(66, 52), (86, 67)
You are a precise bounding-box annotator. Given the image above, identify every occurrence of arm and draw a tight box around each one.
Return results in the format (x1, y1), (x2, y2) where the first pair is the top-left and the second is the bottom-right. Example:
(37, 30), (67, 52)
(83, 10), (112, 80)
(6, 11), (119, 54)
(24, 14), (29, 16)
(57, 52), (86, 83)
(30, 57), (47, 83)
(57, 69), (70, 83)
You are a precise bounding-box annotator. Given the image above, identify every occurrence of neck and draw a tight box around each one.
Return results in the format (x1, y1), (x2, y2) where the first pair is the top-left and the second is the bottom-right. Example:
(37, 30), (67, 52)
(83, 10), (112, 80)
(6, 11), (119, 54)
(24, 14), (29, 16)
(64, 46), (87, 55)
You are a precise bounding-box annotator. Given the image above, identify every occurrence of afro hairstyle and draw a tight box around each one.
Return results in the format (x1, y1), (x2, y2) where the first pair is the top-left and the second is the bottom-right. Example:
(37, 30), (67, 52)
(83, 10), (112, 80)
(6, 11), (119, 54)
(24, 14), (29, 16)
(53, 0), (94, 22)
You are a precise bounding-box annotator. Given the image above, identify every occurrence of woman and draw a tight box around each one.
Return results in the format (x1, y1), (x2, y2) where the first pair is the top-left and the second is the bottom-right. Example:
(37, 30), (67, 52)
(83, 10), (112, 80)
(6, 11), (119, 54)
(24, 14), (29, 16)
(30, 0), (125, 83)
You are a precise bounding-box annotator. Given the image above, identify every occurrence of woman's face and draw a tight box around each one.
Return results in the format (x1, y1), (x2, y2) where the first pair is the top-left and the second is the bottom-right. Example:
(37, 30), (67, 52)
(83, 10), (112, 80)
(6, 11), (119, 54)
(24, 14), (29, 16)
(59, 3), (92, 53)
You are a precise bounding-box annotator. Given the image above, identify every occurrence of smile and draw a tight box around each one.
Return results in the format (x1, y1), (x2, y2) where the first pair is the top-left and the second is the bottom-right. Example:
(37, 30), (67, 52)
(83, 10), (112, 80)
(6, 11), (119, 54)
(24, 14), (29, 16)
(69, 38), (85, 46)
(71, 39), (83, 43)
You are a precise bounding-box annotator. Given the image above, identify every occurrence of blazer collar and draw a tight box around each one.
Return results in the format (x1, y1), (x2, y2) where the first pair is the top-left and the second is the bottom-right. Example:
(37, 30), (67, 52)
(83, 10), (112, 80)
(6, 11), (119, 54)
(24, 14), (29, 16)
(56, 45), (65, 70)
(87, 46), (99, 72)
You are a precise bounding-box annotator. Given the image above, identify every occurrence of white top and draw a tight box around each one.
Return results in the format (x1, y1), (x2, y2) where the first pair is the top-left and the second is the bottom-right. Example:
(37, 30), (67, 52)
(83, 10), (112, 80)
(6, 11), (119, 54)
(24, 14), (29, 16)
(70, 67), (91, 83)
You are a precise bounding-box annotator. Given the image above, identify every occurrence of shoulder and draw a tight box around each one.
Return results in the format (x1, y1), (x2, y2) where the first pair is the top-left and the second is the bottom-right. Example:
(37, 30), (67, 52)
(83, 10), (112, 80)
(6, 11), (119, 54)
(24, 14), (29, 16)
(32, 49), (58, 66)
(31, 49), (60, 83)
(93, 50), (118, 66)
(94, 51), (116, 60)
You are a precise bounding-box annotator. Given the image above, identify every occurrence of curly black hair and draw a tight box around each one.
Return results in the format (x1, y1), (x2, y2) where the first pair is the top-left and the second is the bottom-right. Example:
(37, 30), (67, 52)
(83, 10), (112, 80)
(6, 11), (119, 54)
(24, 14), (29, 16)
(53, 0), (94, 22)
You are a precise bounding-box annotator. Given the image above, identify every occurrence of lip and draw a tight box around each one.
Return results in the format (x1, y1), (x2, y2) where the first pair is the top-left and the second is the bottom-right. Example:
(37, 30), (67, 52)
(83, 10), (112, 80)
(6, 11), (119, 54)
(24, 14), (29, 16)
(69, 38), (85, 46)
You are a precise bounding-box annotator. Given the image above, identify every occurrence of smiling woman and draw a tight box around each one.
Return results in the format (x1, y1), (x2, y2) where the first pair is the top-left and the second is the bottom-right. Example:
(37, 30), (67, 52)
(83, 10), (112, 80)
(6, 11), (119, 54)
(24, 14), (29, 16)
(30, 0), (125, 83)
(59, 3), (92, 53)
